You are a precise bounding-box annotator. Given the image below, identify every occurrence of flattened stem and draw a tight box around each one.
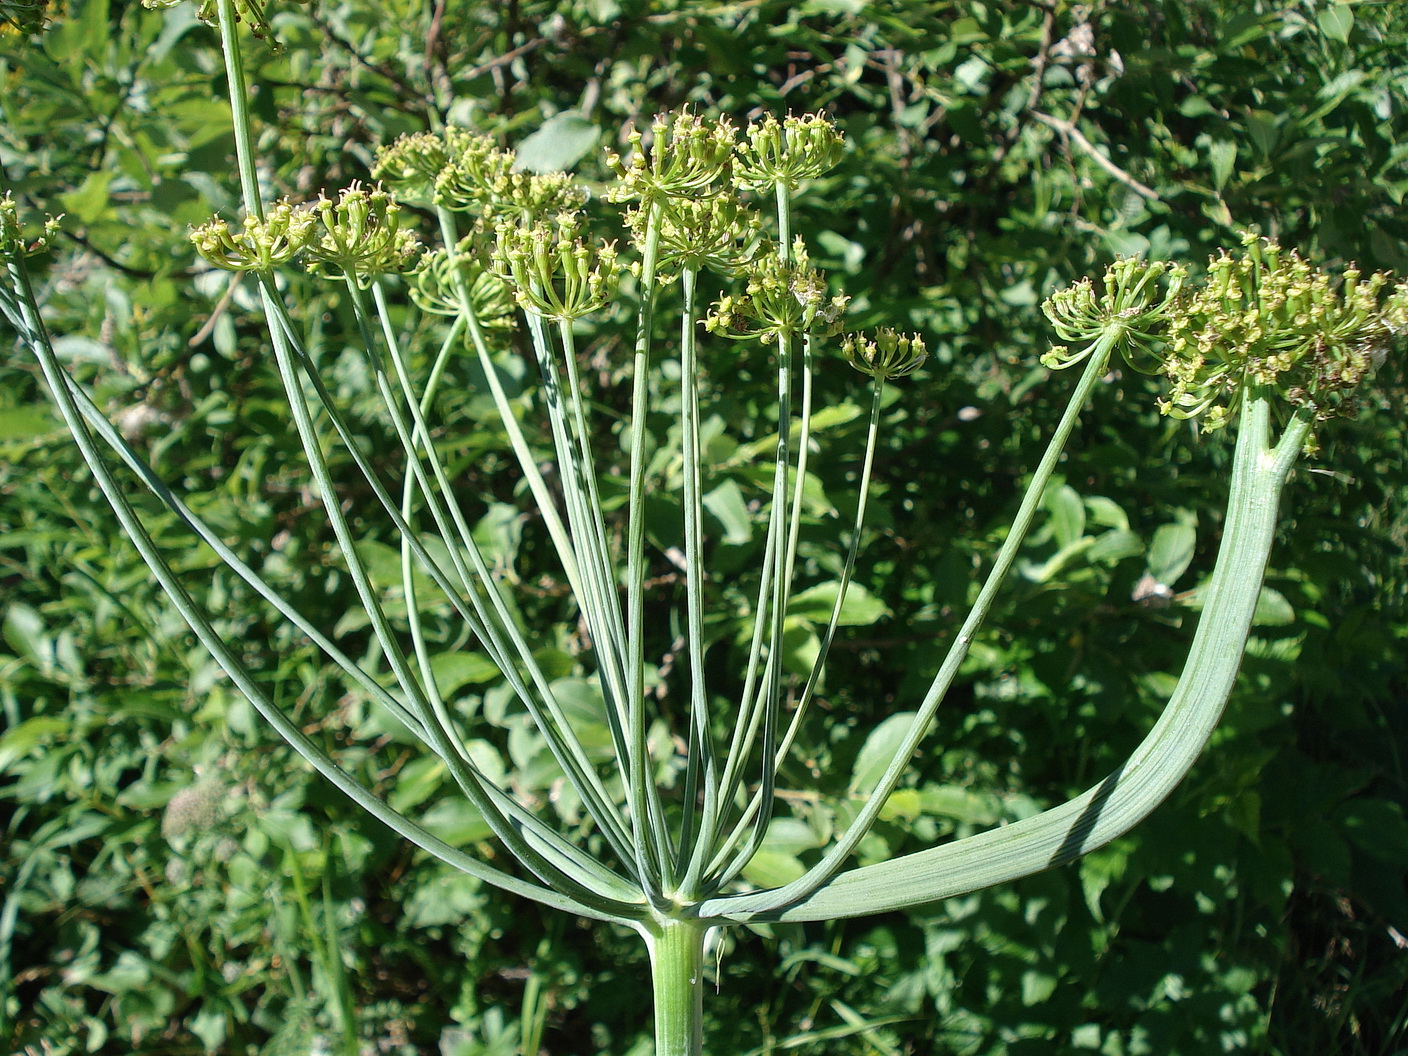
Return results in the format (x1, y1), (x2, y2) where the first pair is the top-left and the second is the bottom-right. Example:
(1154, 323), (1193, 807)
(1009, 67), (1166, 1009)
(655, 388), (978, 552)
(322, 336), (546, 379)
(703, 391), (1311, 922)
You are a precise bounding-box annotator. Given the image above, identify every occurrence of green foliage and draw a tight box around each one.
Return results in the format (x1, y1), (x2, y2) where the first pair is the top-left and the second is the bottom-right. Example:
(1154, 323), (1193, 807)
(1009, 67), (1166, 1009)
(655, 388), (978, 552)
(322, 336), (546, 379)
(3, 0), (1408, 1053)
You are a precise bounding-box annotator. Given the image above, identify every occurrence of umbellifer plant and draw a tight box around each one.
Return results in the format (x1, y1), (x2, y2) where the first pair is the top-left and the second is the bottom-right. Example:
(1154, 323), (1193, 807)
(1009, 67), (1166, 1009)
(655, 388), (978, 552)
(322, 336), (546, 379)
(3, 2), (1405, 1051)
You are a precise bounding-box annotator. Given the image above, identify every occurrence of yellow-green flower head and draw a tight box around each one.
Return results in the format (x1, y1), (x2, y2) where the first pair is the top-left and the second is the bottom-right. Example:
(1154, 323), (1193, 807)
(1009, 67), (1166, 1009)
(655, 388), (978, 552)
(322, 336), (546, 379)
(703, 238), (849, 345)
(1158, 234), (1403, 432)
(481, 170), (590, 221)
(409, 245), (516, 328)
(843, 328), (929, 380)
(190, 199), (314, 273)
(372, 128), (494, 205)
(1040, 257), (1187, 370)
(605, 108), (737, 203)
(630, 194), (761, 276)
(431, 141), (517, 212)
(0, 194), (61, 258)
(303, 182), (422, 285)
(142, 0), (298, 45)
(492, 213), (620, 321)
(735, 112), (845, 191)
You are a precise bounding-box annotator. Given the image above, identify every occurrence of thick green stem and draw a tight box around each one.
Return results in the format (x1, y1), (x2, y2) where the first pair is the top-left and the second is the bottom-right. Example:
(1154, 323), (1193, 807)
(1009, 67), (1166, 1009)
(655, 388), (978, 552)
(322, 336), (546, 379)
(641, 917), (707, 1056)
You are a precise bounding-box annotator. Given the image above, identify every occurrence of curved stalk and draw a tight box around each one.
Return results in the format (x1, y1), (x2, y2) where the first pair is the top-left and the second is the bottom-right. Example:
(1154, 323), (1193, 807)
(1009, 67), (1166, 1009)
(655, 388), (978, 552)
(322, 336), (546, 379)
(434, 208), (586, 598)
(704, 389), (1312, 922)
(366, 285), (639, 872)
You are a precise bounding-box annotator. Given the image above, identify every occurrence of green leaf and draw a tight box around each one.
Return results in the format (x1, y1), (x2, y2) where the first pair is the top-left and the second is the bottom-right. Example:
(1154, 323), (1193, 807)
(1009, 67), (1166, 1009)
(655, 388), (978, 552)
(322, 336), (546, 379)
(0, 405), (59, 440)
(734, 403), (862, 462)
(878, 788), (922, 822)
(1084, 496), (1128, 531)
(550, 677), (615, 757)
(1044, 484), (1085, 549)
(1251, 585), (1294, 626)
(420, 798), (493, 847)
(1086, 529), (1144, 565)
(757, 816), (827, 857)
(1334, 798), (1408, 864)
(779, 621), (821, 678)
(1317, 4), (1354, 43)
(0, 716), (70, 771)
(3, 603), (49, 668)
(702, 479), (753, 544)
(58, 170), (115, 225)
(389, 756), (447, 813)
(1146, 521), (1196, 586)
(1245, 109), (1282, 157)
(513, 111), (600, 173)
(1208, 139), (1237, 192)
(1021, 968), (1058, 1006)
(916, 785), (1000, 826)
(430, 651), (502, 696)
(787, 581), (889, 627)
(1018, 536), (1096, 583)
(740, 848), (807, 888)
(849, 712), (918, 795)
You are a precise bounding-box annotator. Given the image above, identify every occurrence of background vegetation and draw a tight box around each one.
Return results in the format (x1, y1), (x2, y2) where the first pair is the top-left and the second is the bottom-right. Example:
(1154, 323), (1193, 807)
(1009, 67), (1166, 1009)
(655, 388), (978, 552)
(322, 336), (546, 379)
(2, 0), (1407, 1053)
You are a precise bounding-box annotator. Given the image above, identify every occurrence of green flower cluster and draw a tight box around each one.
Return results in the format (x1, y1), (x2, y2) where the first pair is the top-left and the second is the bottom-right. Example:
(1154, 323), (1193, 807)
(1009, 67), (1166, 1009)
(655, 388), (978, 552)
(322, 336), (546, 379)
(187, 110), (903, 373)
(493, 213), (620, 322)
(626, 194), (762, 278)
(842, 328), (929, 380)
(409, 242), (516, 328)
(141, 0), (305, 46)
(189, 199), (316, 273)
(605, 108), (739, 204)
(372, 129), (585, 218)
(1040, 235), (1407, 436)
(190, 186), (421, 285)
(1041, 257), (1186, 370)
(734, 113), (848, 191)
(0, 194), (61, 258)
(703, 239), (849, 347)
(303, 183), (421, 284)
(1158, 234), (1406, 431)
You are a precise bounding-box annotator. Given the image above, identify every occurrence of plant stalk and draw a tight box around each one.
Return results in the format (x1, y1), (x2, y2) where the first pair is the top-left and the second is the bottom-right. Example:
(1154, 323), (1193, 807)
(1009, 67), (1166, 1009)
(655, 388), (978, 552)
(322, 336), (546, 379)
(641, 917), (707, 1056)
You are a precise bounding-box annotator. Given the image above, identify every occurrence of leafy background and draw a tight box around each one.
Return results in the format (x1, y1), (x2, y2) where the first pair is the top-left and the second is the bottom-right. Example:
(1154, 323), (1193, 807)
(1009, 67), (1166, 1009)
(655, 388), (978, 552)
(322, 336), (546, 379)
(2, 0), (1407, 1053)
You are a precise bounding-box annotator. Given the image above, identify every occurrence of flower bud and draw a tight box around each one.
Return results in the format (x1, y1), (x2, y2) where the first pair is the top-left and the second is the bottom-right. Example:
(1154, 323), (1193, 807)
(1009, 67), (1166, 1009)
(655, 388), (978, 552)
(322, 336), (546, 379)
(0, 194), (61, 258)
(303, 182), (422, 284)
(632, 194), (761, 276)
(1157, 235), (1404, 433)
(703, 242), (848, 345)
(372, 128), (493, 204)
(493, 213), (620, 321)
(1041, 257), (1186, 370)
(735, 112), (845, 191)
(190, 199), (314, 272)
(409, 245), (516, 328)
(605, 109), (736, 204)
(843, 328), (928, 380)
